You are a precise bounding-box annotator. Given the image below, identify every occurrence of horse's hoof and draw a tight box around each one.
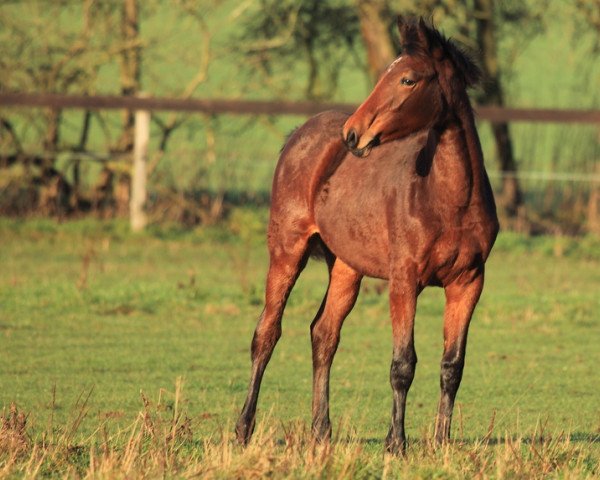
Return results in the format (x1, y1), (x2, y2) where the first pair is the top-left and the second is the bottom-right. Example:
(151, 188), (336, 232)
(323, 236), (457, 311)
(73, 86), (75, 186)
(311, 423), (332, 444)
(235, 420), (254, 446)
(434, 434), (452, 450)
(434, 433), (447, 447)
(384, 434), (407, 456)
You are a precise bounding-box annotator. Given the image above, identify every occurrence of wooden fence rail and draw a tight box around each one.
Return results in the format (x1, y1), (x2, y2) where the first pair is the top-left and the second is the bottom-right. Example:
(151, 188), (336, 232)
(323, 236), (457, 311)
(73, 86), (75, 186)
(2, 92), (600, 123)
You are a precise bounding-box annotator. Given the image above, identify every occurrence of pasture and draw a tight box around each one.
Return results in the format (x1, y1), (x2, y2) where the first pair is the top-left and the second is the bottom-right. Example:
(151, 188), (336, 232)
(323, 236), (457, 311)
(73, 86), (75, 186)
(0, 215), (598, 477)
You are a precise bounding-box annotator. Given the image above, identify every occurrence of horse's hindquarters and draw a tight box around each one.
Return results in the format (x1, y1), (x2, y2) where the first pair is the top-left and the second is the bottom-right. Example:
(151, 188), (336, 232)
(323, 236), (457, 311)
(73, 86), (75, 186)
(268, 111), (350, 244)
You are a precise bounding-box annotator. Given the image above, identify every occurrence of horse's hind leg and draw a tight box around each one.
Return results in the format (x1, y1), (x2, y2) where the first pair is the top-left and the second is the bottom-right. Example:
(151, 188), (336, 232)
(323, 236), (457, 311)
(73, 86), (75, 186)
(434, 268), (484, 445)
(311, 257), (362, 441)
(235, 233), (312, 445)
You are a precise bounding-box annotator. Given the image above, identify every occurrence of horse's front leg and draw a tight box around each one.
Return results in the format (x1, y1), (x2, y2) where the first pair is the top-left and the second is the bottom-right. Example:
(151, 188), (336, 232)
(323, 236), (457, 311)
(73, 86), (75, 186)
(235, 241), (310, 445)
(310, 258), (362, 442)
(385, 270), (418, 455)
(434, 268), (484, 445)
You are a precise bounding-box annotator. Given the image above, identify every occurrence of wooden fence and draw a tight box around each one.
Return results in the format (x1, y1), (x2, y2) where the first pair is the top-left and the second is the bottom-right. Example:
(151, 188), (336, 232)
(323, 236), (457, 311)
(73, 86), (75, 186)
(2, 92), (600, 123)
(2, 92), (599, 230)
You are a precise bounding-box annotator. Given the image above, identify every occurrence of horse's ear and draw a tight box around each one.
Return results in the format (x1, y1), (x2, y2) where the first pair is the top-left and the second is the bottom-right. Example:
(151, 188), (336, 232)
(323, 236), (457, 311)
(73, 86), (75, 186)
(417, 17), (444, 60)
(397, 16), (408, 46)
(417, 18), (431, 50)
(397, 15), (406, 32)
(397, 15), (419, 51)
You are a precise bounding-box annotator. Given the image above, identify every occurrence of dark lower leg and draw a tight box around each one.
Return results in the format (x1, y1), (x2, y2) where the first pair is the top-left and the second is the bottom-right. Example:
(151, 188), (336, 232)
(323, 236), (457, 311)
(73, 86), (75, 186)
(434, 347), (464, 444)
(385, 274), (418, 455)
(310, 307), (333, 441)
(434, 271), (483, 445)
(311, 362), (332, 440)
(235, 310), (282, 444)
(385, 344), (417, 454)
(311, 260), (361, 441)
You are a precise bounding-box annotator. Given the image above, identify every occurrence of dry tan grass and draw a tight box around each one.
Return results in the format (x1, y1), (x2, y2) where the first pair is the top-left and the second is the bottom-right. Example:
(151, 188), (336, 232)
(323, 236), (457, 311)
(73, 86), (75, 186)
(0, 386), (597, 479)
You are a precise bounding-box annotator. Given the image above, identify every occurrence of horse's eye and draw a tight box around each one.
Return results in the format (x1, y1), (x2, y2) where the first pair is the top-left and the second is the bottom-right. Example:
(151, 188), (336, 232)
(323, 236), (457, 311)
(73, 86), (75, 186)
(401, 78), (416, 86)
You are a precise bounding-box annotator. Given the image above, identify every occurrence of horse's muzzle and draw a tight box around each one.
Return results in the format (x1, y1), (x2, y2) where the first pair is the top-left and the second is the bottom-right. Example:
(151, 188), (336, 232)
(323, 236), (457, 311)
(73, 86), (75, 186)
(343, 130), (380, 158)
(345, 129), (359, 150)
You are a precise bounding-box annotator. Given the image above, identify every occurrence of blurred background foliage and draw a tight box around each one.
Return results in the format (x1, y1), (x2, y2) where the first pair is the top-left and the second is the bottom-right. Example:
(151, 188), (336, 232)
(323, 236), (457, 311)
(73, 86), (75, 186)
(0, 0), (598, 233)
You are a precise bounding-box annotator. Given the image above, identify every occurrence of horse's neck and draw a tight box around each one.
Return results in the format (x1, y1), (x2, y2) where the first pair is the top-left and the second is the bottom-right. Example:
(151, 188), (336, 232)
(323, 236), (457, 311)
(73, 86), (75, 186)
(431, 112), (488, 209)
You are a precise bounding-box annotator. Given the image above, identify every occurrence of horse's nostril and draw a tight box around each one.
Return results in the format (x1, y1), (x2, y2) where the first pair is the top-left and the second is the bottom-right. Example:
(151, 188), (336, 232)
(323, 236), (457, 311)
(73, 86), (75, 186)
(346, 129), (358, 149)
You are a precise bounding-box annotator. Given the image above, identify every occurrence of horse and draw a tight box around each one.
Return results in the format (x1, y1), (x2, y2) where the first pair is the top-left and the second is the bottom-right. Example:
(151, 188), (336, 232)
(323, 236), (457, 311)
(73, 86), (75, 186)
(235, 17), (499, 454)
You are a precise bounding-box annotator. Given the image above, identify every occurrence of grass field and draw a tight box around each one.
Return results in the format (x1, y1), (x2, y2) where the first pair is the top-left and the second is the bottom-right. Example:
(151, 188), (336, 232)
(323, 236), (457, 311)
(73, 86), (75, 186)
(0, 214), (599, 477)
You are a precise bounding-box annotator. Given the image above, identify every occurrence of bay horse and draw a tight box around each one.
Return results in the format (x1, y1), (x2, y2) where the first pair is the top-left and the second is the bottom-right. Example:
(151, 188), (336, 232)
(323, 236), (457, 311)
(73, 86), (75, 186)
(235, 17), (499, 454)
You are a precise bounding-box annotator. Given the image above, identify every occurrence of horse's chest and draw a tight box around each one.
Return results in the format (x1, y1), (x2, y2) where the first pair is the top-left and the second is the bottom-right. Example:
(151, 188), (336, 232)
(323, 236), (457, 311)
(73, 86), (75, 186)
(314, 176), (392, 279)
(312, 143), (497, 283)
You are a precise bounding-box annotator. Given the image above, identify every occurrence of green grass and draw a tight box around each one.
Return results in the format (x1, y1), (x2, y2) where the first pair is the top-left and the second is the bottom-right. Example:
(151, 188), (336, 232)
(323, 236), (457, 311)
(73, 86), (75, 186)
(0, 215), (599, 477)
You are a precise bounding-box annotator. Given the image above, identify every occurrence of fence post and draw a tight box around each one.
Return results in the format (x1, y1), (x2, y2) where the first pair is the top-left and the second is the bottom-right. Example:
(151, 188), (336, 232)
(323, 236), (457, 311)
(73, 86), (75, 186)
(130, 98), (150, 231)
(587, 163), (600, 235)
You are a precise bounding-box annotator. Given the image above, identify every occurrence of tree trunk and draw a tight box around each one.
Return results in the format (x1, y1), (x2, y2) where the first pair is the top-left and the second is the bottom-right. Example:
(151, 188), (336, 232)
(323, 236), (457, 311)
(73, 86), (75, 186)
(38, 108), (71, 216)
(113, 0), (141, 216)
(474, 0), (524, 219)
(356, 0), (396, 84)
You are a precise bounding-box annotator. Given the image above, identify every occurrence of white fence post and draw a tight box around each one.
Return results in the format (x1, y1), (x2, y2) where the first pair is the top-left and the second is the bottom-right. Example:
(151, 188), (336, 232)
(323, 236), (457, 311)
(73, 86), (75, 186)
(130, 99), (150, 231)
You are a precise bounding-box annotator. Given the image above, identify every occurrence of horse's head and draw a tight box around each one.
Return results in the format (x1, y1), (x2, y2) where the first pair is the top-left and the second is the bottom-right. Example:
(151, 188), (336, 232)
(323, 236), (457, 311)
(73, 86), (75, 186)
(343, 17), (481, 158)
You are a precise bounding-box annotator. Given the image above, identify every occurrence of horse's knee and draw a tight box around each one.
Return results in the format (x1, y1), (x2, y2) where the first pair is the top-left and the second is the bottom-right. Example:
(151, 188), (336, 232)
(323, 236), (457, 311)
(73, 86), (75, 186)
(390, 349), (417, 391)
(440, 355), (464, 396)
